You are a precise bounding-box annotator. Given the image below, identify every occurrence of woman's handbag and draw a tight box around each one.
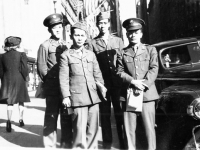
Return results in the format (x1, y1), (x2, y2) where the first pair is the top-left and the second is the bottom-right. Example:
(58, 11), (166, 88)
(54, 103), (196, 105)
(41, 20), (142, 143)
(35, 81), (45, 99)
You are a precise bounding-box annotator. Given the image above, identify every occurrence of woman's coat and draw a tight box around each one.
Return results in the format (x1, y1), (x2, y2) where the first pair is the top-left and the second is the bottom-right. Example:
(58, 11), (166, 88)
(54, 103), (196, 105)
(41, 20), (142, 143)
(0, 49), (30, 104)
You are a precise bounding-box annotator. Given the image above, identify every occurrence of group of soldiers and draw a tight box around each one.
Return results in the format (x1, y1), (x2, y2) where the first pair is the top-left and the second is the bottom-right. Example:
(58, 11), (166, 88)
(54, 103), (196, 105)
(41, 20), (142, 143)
(37, 11), (159, 150)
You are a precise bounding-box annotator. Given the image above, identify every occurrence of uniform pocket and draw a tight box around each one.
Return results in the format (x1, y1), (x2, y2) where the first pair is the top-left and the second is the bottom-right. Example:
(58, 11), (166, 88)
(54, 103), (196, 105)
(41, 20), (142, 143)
(69, 59), (81, 74)
(87, 58), (93, 72)
(139, 54), (150, 71)
(70, 86), (82, 94)
(124, 56), (134, 63)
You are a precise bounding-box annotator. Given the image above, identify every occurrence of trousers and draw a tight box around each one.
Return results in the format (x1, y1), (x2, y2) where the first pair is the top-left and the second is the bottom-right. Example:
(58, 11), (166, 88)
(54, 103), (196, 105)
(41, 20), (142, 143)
(43, 96), (72, 148)
(72, 103), (99, 149)
(99, 88), (125, 149)
(122, 101), (156, 150)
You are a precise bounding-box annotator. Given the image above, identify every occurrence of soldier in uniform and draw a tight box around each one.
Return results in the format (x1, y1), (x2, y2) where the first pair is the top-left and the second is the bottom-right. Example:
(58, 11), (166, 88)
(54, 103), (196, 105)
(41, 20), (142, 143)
(37, 13), (72, 148)
(117, 18), (159, 150)
(59, 22), (105, 149)
(90, 12), (125, 149)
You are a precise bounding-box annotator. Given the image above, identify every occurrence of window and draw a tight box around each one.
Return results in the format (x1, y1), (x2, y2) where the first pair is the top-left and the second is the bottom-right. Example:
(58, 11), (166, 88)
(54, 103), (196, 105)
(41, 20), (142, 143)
(161, 43), (200, 68)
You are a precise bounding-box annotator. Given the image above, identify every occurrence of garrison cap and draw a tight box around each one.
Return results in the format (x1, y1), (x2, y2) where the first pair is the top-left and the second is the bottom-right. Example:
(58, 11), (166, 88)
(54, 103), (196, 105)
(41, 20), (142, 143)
(43, 13), (63, 27)
(71, 22), (88, 33)
(122, 18), (145, 31)
(4, 36), (21, 47)
(96, 11), (110, 22)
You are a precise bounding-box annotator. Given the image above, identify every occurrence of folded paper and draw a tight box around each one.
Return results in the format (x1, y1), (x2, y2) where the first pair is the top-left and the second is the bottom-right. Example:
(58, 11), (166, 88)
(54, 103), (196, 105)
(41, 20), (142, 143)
(126, 88), (143, 112)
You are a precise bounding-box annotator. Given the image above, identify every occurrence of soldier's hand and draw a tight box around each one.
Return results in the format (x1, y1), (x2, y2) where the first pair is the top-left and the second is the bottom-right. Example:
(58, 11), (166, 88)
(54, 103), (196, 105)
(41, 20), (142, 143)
(62, 97), (71, 107)
(131, 79), (148, 91)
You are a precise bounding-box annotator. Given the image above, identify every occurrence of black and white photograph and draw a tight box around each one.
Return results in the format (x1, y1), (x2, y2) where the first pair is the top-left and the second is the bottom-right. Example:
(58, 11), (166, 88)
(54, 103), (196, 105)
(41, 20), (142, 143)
(0, 0), (200, 150)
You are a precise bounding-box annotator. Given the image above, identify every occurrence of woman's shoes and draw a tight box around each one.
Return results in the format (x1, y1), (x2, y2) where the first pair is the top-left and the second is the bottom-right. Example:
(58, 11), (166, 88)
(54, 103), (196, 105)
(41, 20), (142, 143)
(6, 120), (24, 132)
(6, 120), (11, 132)
(19, 119), (25, 127)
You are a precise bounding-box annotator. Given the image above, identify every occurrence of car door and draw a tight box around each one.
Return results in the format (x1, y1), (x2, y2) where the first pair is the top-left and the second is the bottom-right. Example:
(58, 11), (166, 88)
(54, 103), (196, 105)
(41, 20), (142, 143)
(158, 42), (200, 93)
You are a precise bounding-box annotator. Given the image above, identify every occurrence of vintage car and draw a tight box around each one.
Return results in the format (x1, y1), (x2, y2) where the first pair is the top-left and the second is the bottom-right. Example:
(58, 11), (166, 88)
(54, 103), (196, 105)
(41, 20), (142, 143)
(153, 37), (200, 150)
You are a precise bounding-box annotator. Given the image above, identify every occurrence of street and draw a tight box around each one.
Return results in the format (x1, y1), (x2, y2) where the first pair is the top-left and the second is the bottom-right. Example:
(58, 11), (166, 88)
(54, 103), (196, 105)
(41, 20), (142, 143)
(0, 91), (120, 149)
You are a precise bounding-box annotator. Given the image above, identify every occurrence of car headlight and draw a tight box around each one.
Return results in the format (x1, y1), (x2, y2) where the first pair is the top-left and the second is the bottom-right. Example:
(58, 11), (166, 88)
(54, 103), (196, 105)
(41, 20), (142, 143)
(187, 98), (200, 120)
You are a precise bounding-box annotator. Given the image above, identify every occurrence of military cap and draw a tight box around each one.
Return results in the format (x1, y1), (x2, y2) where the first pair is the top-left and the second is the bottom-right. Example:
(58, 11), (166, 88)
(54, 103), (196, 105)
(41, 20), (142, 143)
(71, 22), (88, 33)
(4, 36), (21, 47)
(122, 18), (145, 31)
(43, 13), (63, 27)
(96, 11), (110, 21)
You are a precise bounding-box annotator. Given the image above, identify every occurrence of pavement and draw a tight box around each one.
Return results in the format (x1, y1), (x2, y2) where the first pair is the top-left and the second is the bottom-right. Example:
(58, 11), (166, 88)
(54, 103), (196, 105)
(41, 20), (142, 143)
(0, 91), (120, 149)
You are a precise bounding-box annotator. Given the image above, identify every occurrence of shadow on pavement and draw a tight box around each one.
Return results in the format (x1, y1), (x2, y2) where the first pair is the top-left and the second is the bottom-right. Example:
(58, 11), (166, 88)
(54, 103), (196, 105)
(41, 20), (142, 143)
(0, 118), (7, 124)
(26, 105), (46, 112)
(0, 119), (45, 147)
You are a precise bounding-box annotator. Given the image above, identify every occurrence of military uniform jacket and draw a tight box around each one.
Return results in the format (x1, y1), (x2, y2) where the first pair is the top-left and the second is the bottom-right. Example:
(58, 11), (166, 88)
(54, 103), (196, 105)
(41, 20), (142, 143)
(117, 43), (159, 101)
(37, 37), (69, 96)
(91, 34), (124, 88)
(59, 47), (104, 107)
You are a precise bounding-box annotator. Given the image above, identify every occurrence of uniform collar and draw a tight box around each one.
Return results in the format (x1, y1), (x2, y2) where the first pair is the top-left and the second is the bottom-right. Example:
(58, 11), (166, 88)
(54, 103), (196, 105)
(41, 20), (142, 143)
(95, 34), (114, 48)
(49, 36), (68, 48)
(69, 46), (89, 60)
(124, 43), (146, 57)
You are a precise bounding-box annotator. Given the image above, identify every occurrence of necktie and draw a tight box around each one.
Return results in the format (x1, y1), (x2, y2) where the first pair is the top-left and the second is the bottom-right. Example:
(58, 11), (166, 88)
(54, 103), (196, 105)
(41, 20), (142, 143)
(134, 45), (138, 53)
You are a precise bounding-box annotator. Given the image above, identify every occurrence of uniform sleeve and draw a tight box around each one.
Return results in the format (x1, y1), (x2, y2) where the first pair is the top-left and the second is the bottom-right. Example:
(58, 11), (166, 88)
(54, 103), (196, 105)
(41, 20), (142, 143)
(92, 52), (104, 85)
(117, 50), (133, 84)
(37, 44), (48, 82)
(59, 52), (71, 98)
(143, 46), (159, 87)
(90, 39), (97, 53)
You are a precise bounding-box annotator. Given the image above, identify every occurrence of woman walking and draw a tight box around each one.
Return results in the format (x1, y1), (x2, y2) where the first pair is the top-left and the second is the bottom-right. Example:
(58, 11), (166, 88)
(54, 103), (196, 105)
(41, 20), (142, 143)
(0, 36), (30, 132)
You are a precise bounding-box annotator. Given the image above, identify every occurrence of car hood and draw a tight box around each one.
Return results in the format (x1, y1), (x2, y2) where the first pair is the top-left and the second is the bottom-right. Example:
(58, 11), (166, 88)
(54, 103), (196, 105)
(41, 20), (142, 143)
(162, 84), (200, 97)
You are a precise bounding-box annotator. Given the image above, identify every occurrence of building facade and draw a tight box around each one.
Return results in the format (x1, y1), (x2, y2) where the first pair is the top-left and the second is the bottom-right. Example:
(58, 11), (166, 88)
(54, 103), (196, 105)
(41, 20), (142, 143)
(0, 0), (79, 57)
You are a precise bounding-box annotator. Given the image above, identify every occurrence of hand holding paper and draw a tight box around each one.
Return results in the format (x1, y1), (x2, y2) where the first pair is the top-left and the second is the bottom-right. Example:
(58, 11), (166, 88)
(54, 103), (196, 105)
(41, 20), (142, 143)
(131, 79), (148, 91)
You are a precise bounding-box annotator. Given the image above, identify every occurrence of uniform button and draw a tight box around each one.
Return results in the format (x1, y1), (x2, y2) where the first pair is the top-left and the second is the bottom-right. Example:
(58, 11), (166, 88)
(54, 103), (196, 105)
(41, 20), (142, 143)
(110, 67), (112, 69)
(135, 59), (137, 61)
(109, 60), (111, 62)
(108, 54), (109, 56)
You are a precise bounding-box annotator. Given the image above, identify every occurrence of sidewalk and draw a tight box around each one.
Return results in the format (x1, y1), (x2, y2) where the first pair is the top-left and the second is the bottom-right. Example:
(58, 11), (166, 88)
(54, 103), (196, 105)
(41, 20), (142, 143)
(0, 91), (120, 149)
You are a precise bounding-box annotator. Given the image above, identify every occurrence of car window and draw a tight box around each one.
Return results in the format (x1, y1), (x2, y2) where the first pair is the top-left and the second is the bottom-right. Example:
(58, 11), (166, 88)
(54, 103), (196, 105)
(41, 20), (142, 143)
(161, 43), (200, 68)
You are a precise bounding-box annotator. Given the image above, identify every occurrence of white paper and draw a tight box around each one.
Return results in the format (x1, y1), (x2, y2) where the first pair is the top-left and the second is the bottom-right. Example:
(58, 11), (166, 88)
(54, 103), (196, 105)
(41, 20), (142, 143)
(126, 88), (143, 112)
